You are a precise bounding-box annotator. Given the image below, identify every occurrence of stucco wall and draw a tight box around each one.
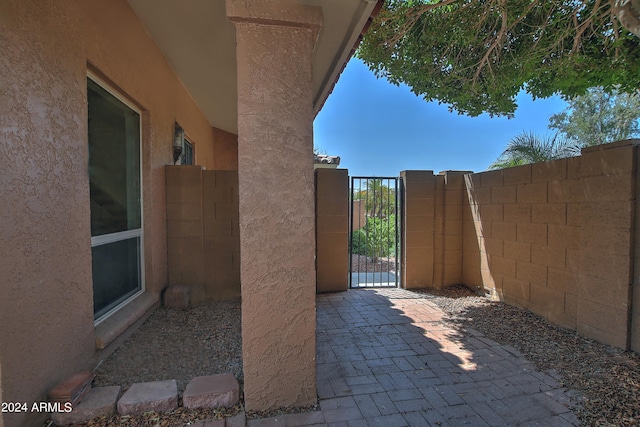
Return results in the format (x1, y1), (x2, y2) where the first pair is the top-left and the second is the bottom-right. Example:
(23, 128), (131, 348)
(0, 1), (221, 425)
(229, 0), (320, 411)
(212, 127), (239, 171)
(351, 200), (367, 232)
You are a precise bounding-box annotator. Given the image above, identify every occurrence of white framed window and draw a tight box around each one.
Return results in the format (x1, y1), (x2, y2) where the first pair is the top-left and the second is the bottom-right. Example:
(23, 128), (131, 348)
(183, 139), (194, 165)
(87, 72), (145, 323)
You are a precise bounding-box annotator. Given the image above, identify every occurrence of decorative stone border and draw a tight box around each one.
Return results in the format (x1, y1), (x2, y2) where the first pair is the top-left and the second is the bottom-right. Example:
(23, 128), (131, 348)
(48, 371), (240, 426)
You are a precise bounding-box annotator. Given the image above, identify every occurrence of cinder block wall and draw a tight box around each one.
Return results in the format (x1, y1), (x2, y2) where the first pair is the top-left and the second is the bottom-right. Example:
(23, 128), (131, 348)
(461, 140), (638, 349)
(403, 170), (469, 290)
(575, 142), (636, 348)
(400, 171), (437, 289)
(166, 165), (205, 295)
(441, 172), (469, 286)
(316, 169), (349, 292)
(202, 170), (241, 300)
(166, 165), (241, 301)
(462, 159), (581, 329)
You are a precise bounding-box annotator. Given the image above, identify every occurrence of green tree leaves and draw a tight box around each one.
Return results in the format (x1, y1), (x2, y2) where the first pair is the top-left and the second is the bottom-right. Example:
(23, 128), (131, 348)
(490, 87), (640, 169)
(358, 0), (640, 117)
(548, 87), (640, 146)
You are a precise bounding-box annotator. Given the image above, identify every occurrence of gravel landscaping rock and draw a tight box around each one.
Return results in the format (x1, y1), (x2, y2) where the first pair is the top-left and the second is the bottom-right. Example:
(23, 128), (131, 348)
(351, 254), (396, 273)
(93, 299), (242, 393)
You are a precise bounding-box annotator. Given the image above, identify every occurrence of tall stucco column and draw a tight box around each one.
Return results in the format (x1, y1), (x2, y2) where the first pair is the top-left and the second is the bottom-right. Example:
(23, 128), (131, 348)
(226, 0), (321, 411)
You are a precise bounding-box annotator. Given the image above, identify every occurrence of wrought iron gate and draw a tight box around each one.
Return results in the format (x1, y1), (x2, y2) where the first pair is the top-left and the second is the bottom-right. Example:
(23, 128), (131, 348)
(349, 177), (400, 288)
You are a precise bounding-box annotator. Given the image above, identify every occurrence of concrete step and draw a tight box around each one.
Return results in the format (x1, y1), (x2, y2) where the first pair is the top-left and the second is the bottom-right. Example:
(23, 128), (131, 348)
(117, 380), (178, 415)
(52, 386), (121, 425)
(183, 373), (240, 409)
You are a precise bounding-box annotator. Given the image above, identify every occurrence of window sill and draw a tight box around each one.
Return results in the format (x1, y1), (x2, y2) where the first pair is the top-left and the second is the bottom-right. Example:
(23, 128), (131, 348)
(95, 292), (159, 350)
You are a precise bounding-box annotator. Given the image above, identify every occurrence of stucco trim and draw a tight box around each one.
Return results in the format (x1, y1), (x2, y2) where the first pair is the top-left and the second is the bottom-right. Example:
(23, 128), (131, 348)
(226, 0), (323, 32)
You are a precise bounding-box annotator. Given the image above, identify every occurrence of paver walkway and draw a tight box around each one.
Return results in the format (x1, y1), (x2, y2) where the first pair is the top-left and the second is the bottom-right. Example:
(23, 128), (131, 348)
(248, 288), (581, 426)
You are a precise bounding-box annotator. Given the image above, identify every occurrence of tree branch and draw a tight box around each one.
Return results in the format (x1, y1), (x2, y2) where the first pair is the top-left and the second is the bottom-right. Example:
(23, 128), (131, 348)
(473, 0), (509, 84)
(571, 0), (604, 54)
(384, 0), (461, 47)
(613, 0), (640, 37)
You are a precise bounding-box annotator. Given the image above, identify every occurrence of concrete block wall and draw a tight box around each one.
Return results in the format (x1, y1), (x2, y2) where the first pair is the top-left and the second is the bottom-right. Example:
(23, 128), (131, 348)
(575, 142), (636, 348)
(462, 160), (581, 329)
(166, 165), (205, 298)
(440, 172), (469, 286)
(433, 174), (446, 288)
(202, 170), (241, 300)
(315, 169), (349, 292)
(398, 170), (469, 290)
(400, 171), (437, 289)
(460, 140), (638, 349)
(166, 166), (240, 301)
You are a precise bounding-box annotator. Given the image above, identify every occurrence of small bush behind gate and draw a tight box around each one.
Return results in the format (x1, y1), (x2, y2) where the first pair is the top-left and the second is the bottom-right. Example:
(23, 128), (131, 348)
(351, 215), (396, 262)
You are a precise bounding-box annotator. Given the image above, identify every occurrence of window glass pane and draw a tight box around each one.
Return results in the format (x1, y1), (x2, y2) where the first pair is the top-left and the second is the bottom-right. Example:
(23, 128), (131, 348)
(183, 140), (194, 165)
(88, 79), (141, 236)
(92, 237), (141, 319)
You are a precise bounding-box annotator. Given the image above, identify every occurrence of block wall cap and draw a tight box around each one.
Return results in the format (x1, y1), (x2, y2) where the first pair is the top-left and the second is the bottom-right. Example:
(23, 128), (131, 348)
(582, 139), (640, 154)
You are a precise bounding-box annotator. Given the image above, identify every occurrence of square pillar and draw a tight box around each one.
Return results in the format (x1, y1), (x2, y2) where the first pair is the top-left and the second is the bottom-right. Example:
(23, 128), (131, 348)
(315, 169), (349, 292)
(400, 170), (437, 289)
(226, 0), (322, 411)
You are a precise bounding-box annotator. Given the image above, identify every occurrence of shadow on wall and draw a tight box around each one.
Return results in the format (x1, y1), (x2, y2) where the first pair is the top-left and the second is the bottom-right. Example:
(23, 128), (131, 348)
(460, 140), (639, 351)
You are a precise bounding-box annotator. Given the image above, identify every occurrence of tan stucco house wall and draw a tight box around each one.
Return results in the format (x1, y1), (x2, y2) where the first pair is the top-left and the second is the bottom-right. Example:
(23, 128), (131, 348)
(1, 0), (380, 425)
(0, 1), (231, 425)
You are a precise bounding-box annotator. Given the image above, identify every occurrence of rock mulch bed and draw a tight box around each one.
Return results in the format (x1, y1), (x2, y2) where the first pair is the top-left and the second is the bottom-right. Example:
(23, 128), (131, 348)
(350, 254), (396, 273)
(413, 285), (640, 427)
(93, 299), (242, 392)
(48, 299), (244, 426)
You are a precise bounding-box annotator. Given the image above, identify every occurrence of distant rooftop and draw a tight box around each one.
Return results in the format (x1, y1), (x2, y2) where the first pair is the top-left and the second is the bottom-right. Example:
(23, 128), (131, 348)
(314, 154), (341, 165)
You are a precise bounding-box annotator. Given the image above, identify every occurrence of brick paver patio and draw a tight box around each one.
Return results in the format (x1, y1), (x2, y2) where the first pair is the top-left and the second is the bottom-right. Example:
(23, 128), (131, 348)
(249, 288), (581, 426)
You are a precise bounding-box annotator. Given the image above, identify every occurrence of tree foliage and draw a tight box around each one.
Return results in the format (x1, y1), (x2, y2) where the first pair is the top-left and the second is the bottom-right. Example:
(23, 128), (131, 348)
(354, 179), (396, 218)
(489, 131), (580, 169)
(549, 86), (640, 146)
(358, 0), (640, 118)
(351, 215), (397, 262)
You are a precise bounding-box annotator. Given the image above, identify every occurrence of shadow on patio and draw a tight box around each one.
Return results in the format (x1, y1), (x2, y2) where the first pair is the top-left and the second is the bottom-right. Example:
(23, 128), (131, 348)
(252, 288), (581, 426)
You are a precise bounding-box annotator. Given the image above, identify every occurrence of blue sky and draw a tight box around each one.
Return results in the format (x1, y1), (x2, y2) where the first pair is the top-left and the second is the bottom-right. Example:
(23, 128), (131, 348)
(314, 58), (568, 177)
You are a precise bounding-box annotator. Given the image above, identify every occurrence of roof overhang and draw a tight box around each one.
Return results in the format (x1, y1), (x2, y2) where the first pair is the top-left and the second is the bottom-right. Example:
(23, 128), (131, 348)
(126, 0), (381, 134)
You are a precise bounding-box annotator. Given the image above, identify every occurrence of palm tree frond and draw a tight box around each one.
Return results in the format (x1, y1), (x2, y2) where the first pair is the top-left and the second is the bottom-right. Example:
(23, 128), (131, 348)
(489, 131), (583, 170)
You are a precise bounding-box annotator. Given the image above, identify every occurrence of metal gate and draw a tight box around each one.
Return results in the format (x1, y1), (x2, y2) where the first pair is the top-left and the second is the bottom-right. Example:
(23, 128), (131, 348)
(349, 177), (400, 288)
